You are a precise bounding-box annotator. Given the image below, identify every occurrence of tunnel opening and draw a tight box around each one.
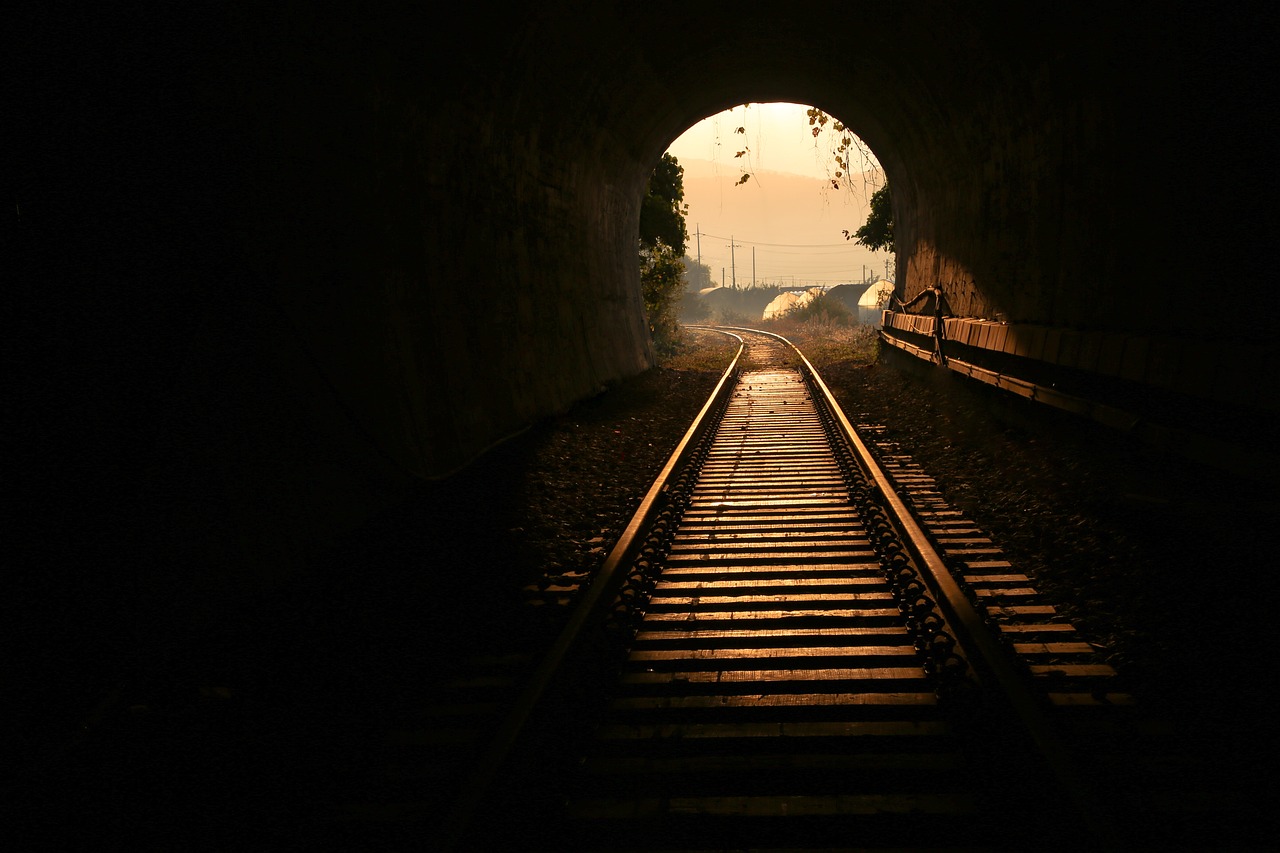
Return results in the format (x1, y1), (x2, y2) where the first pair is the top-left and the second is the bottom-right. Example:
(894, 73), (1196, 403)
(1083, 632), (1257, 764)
(649, 102), (899, 350)
(635, 79), (1276, 484)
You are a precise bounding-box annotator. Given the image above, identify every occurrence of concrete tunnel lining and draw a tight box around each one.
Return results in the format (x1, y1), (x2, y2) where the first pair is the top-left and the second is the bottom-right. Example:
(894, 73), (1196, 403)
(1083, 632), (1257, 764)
(11, 4), (1278, 675)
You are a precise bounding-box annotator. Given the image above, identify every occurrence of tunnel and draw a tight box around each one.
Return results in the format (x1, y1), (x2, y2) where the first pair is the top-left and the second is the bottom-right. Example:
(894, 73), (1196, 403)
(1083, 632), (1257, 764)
(12, 1), (1278, 785)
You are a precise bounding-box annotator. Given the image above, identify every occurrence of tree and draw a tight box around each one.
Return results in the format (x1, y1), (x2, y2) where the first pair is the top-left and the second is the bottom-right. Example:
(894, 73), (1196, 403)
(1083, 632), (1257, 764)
(847, 184), (894, 253)
(640, 153), (688, 256)
(639, 153), (690, 357)
(680, 255), (713, 292)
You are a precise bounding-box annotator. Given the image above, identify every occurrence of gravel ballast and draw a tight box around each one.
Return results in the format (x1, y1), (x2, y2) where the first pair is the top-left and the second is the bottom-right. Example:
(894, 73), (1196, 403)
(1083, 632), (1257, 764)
(490, 324), (1268, 710)
(32, 324), (1269, 849)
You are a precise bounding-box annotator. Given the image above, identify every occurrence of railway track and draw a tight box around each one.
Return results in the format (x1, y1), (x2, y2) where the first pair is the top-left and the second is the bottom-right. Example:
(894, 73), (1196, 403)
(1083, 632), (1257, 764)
(439, 329), (1157, 851)
(23, 328), (1256, 851)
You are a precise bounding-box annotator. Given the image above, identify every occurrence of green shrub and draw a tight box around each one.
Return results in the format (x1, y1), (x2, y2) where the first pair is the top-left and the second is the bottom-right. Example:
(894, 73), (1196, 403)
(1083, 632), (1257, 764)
(641, 243), (686, 357)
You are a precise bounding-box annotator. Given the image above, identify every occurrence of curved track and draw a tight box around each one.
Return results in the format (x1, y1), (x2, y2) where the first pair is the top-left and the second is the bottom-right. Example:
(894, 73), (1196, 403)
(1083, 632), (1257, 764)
(449, 329), (1141, 851)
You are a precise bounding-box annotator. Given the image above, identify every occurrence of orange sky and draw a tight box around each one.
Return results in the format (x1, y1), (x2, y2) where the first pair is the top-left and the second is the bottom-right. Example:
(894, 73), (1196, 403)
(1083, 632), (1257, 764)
(666, 103), (892, 287)
(677, 159), (890, 288)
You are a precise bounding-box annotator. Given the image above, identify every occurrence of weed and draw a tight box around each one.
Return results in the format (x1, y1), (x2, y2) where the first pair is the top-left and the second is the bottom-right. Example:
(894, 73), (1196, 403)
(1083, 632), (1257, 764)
(661, 328), (741, 372)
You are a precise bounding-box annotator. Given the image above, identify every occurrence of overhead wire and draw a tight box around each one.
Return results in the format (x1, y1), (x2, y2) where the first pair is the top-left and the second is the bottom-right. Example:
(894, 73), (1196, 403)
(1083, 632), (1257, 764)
(696, 231), (855, 249)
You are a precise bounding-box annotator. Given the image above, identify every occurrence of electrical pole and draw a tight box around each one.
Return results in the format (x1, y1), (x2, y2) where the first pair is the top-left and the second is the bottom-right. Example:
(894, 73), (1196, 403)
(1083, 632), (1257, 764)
(696, 225), (701, 265)
(726, 236), (741, 290)
(752, 246), (756, 289)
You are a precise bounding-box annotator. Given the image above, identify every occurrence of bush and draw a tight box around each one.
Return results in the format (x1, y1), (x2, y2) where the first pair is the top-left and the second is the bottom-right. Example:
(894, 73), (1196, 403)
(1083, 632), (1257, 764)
(713, 308), (751, 326)
(783, 291), (854, 328)
(766, 322), (879, 367)
(678, 290), (711, 324)
(752, 292), (880, 366)
(641, 243), (686, 357)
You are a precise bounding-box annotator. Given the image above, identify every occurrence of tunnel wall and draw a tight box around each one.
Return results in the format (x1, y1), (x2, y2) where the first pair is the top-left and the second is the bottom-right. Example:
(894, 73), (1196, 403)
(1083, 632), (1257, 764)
(13, 5), (665, 680)
(880, 4), (1279, 334)
(13, 4), (1277, 692)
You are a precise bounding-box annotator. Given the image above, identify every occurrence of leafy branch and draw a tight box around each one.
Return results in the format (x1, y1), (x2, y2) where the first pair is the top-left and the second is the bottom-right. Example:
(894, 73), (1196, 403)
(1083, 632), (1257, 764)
(843, 184), (893, 253)
(806, 107), (892, 256)
(733, 121), (752, 185)
(805, 107), (882, 194)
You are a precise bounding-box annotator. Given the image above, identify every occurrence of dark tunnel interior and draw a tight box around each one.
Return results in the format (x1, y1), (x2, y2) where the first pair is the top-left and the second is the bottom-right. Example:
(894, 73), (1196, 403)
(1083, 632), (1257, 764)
(9, 2), (1279, 846)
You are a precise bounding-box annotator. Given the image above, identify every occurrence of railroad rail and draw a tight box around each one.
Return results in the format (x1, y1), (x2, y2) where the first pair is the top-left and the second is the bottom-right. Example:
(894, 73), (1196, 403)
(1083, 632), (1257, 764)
(441, 328), (1153, 851)
(22, 328), (1251, 851)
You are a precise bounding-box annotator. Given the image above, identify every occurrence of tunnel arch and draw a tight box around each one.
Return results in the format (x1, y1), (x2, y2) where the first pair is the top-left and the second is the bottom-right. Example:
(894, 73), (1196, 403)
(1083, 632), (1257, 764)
(657, 99), (892, 285)
(424, 0), (1248, 487)
(15, 2), (1276, 645)
(597, 8), (1165, 340)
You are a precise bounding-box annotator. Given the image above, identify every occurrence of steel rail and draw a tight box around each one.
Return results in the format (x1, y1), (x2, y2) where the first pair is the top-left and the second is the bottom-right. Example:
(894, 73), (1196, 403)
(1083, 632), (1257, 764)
(733, 325), (1121, 851)
(440, 329), (745, 850)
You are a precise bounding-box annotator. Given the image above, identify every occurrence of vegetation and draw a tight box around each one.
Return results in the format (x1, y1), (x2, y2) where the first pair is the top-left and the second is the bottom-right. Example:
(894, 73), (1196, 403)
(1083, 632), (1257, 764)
(797, 107), (895, 260)
(659, 330), (741, 372)
(758, 291), (879, 367)
(640, 249), (686, 357)
(711, 307), (751, 326)
(639, 153), (691, 357)
(680, 255), (714, 292)
(724, 104), (894, 269)
(677, 289), (711, 324)
(640, 153), (688, 256)
(846, 184), (894, 253)
(769, 319), (880, 368)
(778, 290), (854, 327)
(804, 107), (881, 192)
(655, 105), (887, 368)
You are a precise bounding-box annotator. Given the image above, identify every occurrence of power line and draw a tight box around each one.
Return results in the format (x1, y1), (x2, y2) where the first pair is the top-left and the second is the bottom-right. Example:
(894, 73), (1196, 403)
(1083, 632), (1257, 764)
(754, 248), (861, 257)
(698, 231), (856, 249)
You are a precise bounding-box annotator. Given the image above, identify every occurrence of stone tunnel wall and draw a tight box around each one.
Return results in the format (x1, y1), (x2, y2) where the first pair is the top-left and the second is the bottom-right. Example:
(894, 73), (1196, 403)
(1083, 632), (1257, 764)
(12, 4), (1277, 682)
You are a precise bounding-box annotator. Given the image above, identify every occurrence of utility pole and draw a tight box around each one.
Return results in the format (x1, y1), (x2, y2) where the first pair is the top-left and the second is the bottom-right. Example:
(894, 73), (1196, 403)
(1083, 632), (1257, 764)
(726, 236), (741, 290)
(752, 246), (756, 289)
(696, 225), (701, 265)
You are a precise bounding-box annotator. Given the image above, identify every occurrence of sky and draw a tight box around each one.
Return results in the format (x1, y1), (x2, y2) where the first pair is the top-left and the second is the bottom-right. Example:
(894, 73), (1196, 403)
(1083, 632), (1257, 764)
(665, 102), (892, 289)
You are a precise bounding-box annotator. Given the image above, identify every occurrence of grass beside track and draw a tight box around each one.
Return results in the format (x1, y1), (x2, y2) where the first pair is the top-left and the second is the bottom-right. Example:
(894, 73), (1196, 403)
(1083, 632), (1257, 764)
(669, 320), (880, 373)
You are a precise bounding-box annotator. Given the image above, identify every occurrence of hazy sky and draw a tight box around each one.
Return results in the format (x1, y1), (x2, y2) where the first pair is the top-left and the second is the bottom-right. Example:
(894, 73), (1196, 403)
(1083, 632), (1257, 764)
(667, 102), (850, 181)
(665, 102), (891, 288)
